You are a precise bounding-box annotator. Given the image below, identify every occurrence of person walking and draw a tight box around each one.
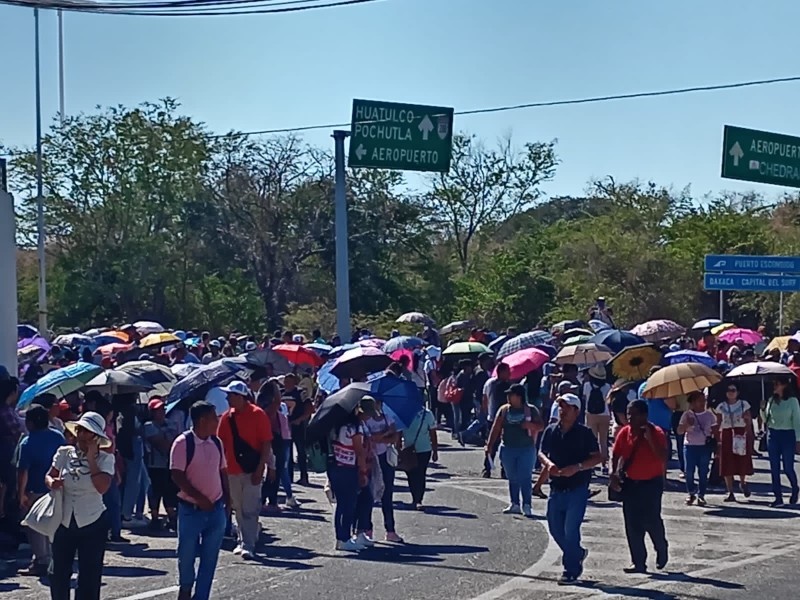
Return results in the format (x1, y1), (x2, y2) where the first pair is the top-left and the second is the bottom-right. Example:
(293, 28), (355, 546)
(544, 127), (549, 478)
(762, 377), (800, 506)
(47, 412), (115, 600)
(170, 401), (230, 600)
(611, 399), (669, 574)
(677, 391), (716, 506)
(582, 364), (612, 475)
(485, 384), (543, 517)
(216, 381), (273, 559)
(482, 362), (512, 478)
(144, 398), (180, 530)
(403, 405), (438, 511)
(538, 393), (602, 585)
(713, 383), (754, 502)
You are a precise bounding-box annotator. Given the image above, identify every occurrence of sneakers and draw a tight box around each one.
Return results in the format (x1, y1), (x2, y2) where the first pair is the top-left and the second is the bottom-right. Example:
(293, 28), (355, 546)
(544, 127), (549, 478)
(770, 499), (785, 508)
(355, 532), (375, 548)
(557, 574), (577, 585)
(285, 497), (301, 509)
(240, 549), (254, 560)
(623, 565), (647, 574)
(336, 539), (362, 553)
(503, 504), (521, 515)
(522, 505), (533, 518)
(233, 545), (244, 555)
(385, 532), (405, 543)
(685, 495), (696, 505)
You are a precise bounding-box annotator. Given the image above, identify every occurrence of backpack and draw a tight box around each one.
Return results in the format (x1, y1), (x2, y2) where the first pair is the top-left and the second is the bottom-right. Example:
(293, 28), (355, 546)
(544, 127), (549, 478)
(443, 376), (463, 404)
(586, 383), (606, 415)
(183, 430), (223, 469)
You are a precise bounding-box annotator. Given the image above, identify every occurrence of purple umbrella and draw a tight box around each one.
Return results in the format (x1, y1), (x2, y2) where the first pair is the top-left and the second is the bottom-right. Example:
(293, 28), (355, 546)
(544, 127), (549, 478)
(17, 336), (51, 353)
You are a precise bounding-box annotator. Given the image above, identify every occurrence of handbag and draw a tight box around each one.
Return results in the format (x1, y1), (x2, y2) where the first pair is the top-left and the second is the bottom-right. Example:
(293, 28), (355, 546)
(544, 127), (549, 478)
(385, 445), (399, 468)
(228, 414), (262, 474)
(21, 490), (63, 542)
(398, 415), (426, 472)
(608, 430), (646, 502)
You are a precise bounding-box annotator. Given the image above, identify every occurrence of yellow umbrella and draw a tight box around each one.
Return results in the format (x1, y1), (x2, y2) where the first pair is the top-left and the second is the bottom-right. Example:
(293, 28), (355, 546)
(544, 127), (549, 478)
(711, 323), (736, 335)
(765, 336), (791, 353)
(641, 363), (721, 399)
(608, 343), (662, 381)
(139, 332), (181, 349)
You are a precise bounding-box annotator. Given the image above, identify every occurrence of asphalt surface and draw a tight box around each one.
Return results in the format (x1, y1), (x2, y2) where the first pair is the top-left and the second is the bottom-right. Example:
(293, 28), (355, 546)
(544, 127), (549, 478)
(2, 433), (800, 600)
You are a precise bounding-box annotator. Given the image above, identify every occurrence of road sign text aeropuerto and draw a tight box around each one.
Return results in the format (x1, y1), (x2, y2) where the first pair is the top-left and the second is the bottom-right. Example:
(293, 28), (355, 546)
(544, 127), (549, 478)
(721, 125), (800, 189)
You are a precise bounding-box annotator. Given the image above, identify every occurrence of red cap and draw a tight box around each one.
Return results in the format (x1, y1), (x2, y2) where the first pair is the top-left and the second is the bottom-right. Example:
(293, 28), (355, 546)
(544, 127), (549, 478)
(148, 398), (165, 411)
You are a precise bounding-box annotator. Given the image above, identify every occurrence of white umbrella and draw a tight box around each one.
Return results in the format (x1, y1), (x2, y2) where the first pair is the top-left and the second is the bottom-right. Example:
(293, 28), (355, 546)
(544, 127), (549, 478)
(554, 343), (613, 367)
(396, 312), (435, 326)
(133, 320), (165, 335)
(692, 318), (723, 330)
(726, 362), (793, 378)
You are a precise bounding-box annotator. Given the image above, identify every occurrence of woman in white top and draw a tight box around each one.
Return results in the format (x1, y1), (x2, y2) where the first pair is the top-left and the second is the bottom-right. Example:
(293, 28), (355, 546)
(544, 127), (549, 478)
(713, 383), (754, 502)
(46, 412), (115, 600)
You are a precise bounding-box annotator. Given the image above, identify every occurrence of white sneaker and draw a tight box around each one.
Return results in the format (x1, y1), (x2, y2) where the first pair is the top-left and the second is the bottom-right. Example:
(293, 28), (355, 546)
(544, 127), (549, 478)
(336, 539), (362, 553)
(241, 549), (254, 560)
(522, 505), (533, 518)
(503, 504), (521, 515)
(355, 532), (375, 547)
(285, 496), (300, 509)
(232, 545), (243, 555)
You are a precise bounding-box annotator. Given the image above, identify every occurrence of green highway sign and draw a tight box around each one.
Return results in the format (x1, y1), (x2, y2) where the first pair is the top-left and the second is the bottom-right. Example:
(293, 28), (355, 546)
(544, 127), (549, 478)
(348, 99), (454, 172)
(721, 125), (800, 189)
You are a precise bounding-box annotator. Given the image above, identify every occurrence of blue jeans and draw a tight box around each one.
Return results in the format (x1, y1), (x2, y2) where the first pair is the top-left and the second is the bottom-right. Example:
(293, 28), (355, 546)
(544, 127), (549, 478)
(176, 501), (226, 600)
(354, 479), (374, 534)
(262, 438), (293, 505)
(499, 444), (535, 507)
(328, 465), (359, 542)
(370, 453), (396, 533)
(547, 486), (590, 578)
(103, 478), (122, 538)
(684, 444), (712, 498)
(767, 429), (799, 501)
(122, 438), (149, 519)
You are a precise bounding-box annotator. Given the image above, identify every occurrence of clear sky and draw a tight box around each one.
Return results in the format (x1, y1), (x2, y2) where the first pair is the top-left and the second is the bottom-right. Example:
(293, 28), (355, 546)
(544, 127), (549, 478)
(2, 0), (800, 200)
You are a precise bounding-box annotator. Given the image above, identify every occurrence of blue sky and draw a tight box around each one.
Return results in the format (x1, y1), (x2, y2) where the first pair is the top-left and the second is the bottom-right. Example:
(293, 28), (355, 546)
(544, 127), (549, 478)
(2, 0), (800, 200)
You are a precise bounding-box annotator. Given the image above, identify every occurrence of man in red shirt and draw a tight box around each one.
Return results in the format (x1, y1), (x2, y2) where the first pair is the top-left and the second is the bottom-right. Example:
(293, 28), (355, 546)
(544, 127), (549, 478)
(611, 399), (669, 574)
(217, 381), (273, 560)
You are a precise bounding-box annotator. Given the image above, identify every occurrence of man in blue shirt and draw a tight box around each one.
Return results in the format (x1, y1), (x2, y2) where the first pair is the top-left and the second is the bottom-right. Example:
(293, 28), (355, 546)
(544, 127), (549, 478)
(539, 393), (603, 585)
(17, 403), (65, 576)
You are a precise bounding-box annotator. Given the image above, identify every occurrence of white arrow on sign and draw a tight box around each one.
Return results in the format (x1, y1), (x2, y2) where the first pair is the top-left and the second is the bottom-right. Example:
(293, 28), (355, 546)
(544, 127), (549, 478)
(355, 144), (367, 160)
(729, 141), (744, 167)
(419, 115), (434, 141)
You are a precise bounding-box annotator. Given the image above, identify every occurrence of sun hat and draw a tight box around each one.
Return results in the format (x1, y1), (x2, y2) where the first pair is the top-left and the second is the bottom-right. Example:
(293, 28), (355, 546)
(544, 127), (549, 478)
(557, 393), (582, 410)
(356, 395), (379, 417)
(64, 411), (112, 448)
(219, 380), (252, 397)
(588, 364), (606, 379)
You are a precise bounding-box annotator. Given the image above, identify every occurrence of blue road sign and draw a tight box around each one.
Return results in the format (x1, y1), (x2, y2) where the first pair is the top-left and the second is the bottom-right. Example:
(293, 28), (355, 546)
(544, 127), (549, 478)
(704, 254), (800, 274)
(704, 273), (800, 293)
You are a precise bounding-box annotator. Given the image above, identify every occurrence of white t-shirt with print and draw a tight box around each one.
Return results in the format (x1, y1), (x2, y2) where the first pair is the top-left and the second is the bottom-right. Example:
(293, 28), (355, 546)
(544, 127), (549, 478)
(714, 399), (751, 429)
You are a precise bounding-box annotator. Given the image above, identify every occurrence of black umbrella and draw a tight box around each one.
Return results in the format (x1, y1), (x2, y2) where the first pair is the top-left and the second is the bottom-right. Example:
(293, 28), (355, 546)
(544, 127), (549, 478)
(165, 360), (250, 412)
(307, 382), (372, 442)
(226, 349), (292, 375)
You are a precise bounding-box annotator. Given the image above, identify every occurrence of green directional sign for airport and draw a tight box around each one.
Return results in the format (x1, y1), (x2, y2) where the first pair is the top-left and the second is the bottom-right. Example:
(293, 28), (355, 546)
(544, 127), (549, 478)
(348, 99), (454, 173)
(722, 125), (800, 189)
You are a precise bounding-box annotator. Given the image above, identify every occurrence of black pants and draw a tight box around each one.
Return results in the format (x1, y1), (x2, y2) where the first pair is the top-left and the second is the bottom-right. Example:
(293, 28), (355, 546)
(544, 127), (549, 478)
(262, 437), (285, 505)
(622, 477), (668, 569)
(51, 512), (108, 600)
(147, 467), (178, 513)
(289, 425), (308, 481)
(406, 451), (431, 504)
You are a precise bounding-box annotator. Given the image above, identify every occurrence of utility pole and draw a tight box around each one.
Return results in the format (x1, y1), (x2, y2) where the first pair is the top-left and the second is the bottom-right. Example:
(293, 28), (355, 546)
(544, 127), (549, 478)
(34, 8), (48, 337)
(332, 130), (351, 343)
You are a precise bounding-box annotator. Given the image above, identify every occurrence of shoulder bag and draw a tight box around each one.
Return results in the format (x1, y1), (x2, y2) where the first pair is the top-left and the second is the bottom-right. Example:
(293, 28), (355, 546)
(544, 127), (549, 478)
(21, 489), (63, 542)
(608, 429), (646, 502)
(228, 414), (262, 474)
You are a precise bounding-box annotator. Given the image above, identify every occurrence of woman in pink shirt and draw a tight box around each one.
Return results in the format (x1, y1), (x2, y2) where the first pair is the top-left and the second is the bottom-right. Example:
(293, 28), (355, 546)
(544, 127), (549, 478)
(678, 392), (717, 506)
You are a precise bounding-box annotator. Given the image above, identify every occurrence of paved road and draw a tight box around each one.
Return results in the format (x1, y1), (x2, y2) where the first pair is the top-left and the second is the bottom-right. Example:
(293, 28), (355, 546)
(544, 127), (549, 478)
(2, 434), (800, 600)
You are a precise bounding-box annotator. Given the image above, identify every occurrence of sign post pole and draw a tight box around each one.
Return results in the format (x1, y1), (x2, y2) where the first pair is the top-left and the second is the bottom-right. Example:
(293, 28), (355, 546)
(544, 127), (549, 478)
(332, 130), (351, 344)
(0, 161), (18, 374)
(719, 290), (724, 322)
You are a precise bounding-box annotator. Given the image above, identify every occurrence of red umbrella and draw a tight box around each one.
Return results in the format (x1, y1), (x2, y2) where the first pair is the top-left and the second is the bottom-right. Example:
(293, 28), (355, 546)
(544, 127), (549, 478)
(495, 348), (550, 381)
(272, 343), (324, 367)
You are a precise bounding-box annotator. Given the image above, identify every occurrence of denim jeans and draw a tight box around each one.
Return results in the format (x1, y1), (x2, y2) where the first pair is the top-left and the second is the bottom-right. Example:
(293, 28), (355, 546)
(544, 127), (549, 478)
(354, 478), (374, 534)
(499, 444), (535, 507)
(50, 512), (108, 600)
(451, 403), (462, 434)
(328, 465), (359, 542)
(546, 486), (590, 578)
(672, 412), (685, 473)
(289, 425), (308, 482)
(372, 453), (396, 533)
(103, 478), (122, 538)
(122, 437), (148, 519)
(176, 501), (226, 600)
(684, 444), (712, 497)
(263, 437), (293, 505)
(767, 428), (799, 501)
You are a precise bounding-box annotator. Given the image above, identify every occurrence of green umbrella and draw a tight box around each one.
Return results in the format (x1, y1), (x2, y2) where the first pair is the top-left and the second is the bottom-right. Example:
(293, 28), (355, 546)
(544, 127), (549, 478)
(442, 341), (491, 355)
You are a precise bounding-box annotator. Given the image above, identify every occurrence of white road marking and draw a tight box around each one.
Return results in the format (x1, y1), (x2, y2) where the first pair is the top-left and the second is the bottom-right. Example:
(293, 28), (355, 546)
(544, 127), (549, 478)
(112, 586), (178, 600)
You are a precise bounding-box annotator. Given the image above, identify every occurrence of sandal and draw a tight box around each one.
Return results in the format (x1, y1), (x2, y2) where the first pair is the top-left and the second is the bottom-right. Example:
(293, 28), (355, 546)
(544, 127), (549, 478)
(724, 493), (736, 503)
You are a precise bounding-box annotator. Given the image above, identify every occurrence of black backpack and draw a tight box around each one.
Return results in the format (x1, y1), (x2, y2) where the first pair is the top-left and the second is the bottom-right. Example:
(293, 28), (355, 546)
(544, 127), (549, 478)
(586, 383), (606, 415)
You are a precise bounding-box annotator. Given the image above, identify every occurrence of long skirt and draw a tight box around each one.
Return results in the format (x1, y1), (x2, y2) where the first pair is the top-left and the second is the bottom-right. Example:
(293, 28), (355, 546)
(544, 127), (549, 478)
(718, 427), (753, 478)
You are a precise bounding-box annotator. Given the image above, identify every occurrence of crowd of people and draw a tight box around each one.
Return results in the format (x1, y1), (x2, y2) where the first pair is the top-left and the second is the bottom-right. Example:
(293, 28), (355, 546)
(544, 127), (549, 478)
(2, 312), (800, 596)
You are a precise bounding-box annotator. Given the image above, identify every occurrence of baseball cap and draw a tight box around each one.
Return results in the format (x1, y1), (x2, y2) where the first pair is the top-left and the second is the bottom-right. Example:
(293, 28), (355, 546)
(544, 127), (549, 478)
(506, 383), (526, 398)
(557, 393), (582, 410)
(148, 398), (165, 411)
(219, 380), (252, 397)
(557, 380), (579, 393)
(209, 340), (221, 349)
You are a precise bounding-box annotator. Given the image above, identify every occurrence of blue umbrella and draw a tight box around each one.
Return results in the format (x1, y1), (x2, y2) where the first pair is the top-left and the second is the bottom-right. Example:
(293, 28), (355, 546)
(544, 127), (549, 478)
(535, 344), (558, 359)
(590, 329), (646, 355)
(327, 343), (360, 361)
(165, 360), (249, 411)
(369, 375), (425, 430)
(17, 324), (38, 339)
(665, 350), (716, 367)
(588, 319), (611, 332)
(304, 342), (333, 356)
(383, 336), (425, 354)
(17, 362), (103, 409)
(316, 359), (384, 395)
(488, 335), (509, 354)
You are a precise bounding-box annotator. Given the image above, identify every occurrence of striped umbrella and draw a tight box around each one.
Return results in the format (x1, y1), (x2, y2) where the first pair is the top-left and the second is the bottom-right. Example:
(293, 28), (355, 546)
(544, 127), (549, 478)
(497, 330), (555, 360)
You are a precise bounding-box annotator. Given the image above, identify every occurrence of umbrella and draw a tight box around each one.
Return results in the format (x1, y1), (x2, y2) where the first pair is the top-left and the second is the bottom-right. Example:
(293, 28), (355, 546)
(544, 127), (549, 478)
(608, 344), (662, 381)
(535, 344), (558, 359)
(307, 382), (373, 441)
(765, 336), (792, 353)
(726, 362), (794, 379)
(554, 343), (613, 367)
(327, 343), (360, 360)
(665, 350), (716, 367)
(717, 328), (763, 345)
(488, 335), (510, 354)
(711, 322), (736, 335)
(116, 360), (177, 399)
(184, 337), (201, 348)
(17, 336), (50, 353)
(52, 333), (94, 347)
(17, 362), (104, 409)
(692, 318), (723, 330)
(331, 347), (393, 379)
(396, 312), (435, 326)
(355, 338), (386, 350)
(272, 343), (324, 367)
(165, 360), (250, 409)
(496, 331), (554, 360)
(443, 341), (491, 356)
(439, 320), (473, 336)
(82, 328), (102, 337)
(640, 363), (721, 399)
(18, 324), (38, 339)
(496, 348), (550, 381)
(561, 328), (594, 339)
(369, 376), (425, 429)
(94, 342), (134, 357)
(630, 319), (685, 342)
(383, 336), (425, 354)
(94, 331), (131, 346)
(17, 344), (47, 360)
(85, 371), (155, 395)
(225, 349), (292, 375)
(133, 320), (165, 335)
(588, 319), (612, 332)
(171, 363), (202, 380)
(590, 329), (647, 355)
(316, 360), (384, 394)
(563, 335), (593, 346)
(139, 332), (181, 350)
(550, 320), (584, 335)
(304, 342), (333, 356)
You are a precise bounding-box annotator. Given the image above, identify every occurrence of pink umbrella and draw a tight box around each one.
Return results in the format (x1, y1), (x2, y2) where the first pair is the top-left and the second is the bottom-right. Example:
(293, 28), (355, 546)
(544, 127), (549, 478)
(356, 338), (386, 350)
(494, 348), (550, 381)
(390, 348), (414, 363)
(718, 327), (763, 345)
